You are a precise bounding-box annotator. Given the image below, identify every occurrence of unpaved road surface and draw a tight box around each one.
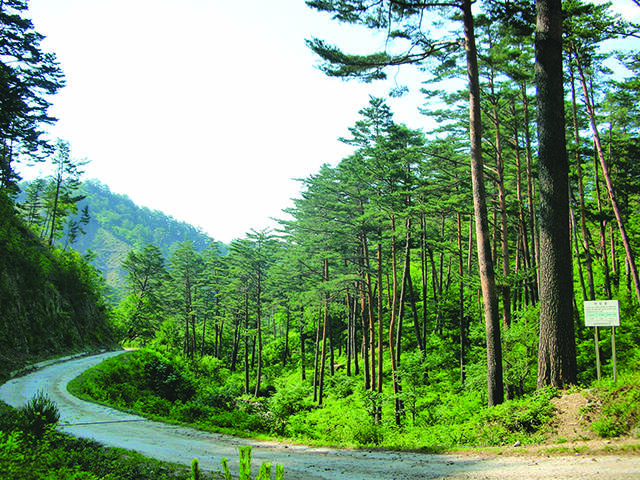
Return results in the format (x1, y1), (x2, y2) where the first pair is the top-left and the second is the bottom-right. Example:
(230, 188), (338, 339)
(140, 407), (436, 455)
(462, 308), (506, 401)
(1, 351), (639, 480)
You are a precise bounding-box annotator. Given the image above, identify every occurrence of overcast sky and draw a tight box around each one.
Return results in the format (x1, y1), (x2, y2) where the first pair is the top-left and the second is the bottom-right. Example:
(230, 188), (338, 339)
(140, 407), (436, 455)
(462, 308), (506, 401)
(22, 0), (640, 243)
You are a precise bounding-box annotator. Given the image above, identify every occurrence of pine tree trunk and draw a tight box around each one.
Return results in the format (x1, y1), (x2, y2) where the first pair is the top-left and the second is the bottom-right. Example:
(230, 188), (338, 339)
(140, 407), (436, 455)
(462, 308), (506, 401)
(243, 291), (250, 395)
(535, 0), (577, 388)
(318, 259), (330, 406)
(300, 306), (307, 381)
(376, 241), (383, 421)
(570, 66), (596, 300)
(254, 270), (263, 396)
(282, 303), (290, 368)
(457, 212), (467, 387)
(462, 0), (504, 406)
(521, 83), (539, 304)
(489, 62), (512, 328)
(312, 307), (322, 402)
(420, 214), (429, 349)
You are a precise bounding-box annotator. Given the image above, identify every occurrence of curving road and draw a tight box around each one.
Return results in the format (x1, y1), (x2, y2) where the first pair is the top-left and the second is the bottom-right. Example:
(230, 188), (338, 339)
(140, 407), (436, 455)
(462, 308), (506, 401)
(1, 351), (639, 480)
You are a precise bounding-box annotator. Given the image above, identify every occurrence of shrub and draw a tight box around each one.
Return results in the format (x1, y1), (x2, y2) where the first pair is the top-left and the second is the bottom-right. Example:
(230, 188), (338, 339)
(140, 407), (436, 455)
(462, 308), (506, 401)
(197, 385), (239, 411)
(0, 402), (20, 432)
(325, 374), (358, 398)
(268, 382), (313, 424)
(143, 357), (195, 402)
(351, 421), (384, 446)
(19, 392), (60, 439)
(193, 356), (230, 384)
(133, 396), (172, 417)
(170, 402), (215, 424)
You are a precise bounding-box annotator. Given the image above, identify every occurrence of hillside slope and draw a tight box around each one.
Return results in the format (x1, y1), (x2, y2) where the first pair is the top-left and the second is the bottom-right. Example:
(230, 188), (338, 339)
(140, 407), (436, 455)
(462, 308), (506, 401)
(0, 193), (115, 375)
(70, 180), (222, 298)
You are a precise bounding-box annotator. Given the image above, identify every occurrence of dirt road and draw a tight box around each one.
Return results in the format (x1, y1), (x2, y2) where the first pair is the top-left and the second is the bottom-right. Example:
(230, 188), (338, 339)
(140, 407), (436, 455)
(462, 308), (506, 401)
(0, 351), (638, 479)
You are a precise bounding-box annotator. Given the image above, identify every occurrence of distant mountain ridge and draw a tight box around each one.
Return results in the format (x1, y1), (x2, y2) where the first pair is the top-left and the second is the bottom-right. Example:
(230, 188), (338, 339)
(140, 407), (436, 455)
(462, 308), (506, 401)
(72, 180), (222, 299)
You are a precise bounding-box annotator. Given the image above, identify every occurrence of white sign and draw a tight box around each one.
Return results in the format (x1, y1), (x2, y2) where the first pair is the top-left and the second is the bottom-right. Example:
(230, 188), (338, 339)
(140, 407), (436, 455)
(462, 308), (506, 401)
(584, 300), (620, 327)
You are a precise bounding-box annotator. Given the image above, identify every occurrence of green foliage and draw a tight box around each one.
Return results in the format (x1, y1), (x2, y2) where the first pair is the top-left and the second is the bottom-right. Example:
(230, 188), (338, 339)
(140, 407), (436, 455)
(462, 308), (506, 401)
(191, 458), (201, 480)
(18, 392), (60, 439)
(221, 445), (283, 480)
(239, 445), (252, 480)
(0, 401), (207, 480)
(472, 387), (559, 445)
(268, 380), (314, 434)
(588, 373), (640, 438)
(143, 356), (196, 402)
(0, 0), (65, 191)
(197, 384), (240, 411)
(0, 192), (114, 376)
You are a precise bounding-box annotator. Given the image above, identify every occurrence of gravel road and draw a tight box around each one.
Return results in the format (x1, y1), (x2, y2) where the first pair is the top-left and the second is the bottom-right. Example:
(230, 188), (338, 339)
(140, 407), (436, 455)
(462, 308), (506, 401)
(1, 351), (639, 480)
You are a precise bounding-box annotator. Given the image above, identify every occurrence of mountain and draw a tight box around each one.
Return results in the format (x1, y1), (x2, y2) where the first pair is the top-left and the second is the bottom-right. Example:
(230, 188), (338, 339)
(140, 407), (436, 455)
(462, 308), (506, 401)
(70, 180), (222, 299)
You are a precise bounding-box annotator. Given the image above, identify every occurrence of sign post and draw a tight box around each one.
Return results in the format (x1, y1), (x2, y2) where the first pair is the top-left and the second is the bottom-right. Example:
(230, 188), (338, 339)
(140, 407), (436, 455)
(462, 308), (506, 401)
(584, 300), (620, 383)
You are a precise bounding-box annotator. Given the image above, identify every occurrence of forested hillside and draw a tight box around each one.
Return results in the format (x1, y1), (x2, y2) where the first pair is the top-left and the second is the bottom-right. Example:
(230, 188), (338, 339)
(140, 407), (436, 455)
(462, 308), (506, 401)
(19, 179), (220, 299)
(72, 180), (217, 298)
(0, 193), (115, 374)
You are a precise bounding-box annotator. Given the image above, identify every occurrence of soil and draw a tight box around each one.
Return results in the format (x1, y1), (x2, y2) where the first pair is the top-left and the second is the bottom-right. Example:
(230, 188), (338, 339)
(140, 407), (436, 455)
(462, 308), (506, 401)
(1, 351), (639, 480)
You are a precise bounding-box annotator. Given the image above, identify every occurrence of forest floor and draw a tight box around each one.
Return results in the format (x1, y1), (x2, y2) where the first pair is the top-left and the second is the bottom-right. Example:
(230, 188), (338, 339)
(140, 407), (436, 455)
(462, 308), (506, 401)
(1, 351), (639, 480)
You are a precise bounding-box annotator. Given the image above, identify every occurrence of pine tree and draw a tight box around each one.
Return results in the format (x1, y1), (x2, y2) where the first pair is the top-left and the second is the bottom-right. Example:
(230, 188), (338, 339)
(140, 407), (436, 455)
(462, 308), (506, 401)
(306, 0), (504, 405)
(0, 0), (65, 191)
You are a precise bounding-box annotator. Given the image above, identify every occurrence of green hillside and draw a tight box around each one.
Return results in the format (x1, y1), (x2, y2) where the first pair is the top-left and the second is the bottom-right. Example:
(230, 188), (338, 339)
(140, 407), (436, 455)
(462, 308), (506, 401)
(69, 180), (223, 299)
(0, 193), (115, 375)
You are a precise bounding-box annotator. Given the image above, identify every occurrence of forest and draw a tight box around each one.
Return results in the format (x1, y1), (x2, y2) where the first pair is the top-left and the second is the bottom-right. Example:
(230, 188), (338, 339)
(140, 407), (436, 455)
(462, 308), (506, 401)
(1, 0), (640, 473)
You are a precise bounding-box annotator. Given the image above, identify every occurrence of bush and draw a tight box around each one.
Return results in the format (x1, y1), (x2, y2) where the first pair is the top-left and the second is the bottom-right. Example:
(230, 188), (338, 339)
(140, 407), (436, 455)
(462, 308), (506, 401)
(133, 396), (172, 417)
(19, 392), (60, 438)
(351, 421), (384, 446)
(193, 356), (230, 384)
(143, 357), (195, 402)
(197, 385), (239, 411)
(269, 382), (313, 422)
(170, 401), (215, 424)
(0, 402), (20, 432)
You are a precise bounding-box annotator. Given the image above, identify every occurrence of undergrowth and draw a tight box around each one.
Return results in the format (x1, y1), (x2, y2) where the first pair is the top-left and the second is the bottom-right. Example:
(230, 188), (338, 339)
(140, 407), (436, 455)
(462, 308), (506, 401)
(583, 371), (640, 438)
(0, 397), (207, 480)
(70, 350), (573, 450)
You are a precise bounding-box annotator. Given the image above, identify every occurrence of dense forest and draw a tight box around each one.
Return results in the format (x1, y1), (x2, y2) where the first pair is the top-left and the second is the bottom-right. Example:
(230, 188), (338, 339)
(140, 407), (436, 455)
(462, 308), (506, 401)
(1, 0), (640, 461)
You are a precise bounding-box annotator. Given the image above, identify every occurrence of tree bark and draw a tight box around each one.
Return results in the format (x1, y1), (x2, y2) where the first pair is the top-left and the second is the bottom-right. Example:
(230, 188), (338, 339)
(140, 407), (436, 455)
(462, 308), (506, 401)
(535, 0), (577, 388)
(462, 0), (504, 406)
(318, 259), (330, 406)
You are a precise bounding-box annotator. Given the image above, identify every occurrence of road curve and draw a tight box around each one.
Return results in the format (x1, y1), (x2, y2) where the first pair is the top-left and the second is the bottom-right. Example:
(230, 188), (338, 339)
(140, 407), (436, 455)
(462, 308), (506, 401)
(1, 351), (639, 480)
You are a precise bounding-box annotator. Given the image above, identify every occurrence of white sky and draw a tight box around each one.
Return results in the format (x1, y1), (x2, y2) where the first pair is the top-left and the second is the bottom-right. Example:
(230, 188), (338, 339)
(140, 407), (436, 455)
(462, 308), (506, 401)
(22, 0), (640, 244)
(23, 0), (428, 243)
